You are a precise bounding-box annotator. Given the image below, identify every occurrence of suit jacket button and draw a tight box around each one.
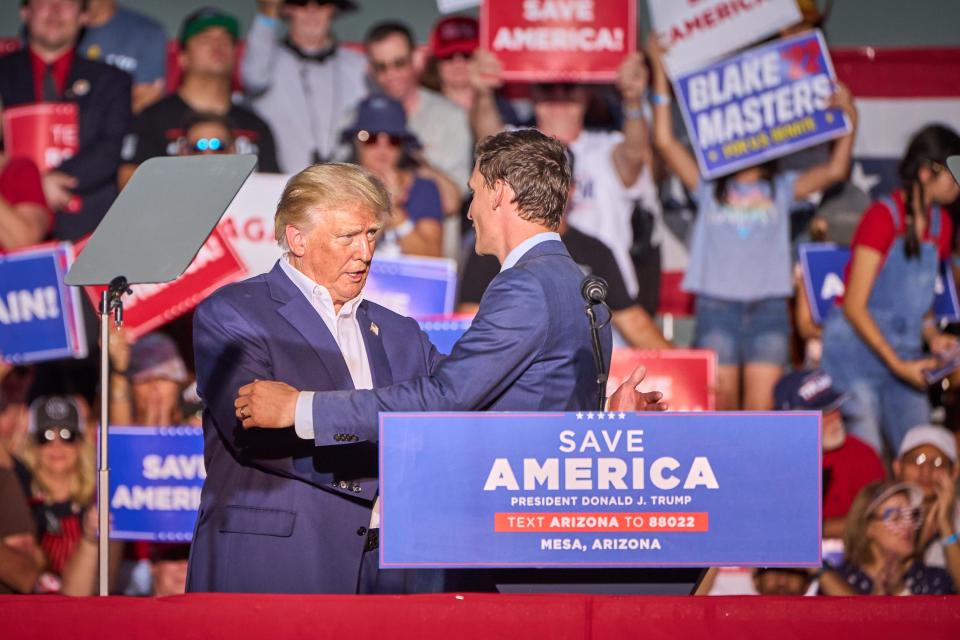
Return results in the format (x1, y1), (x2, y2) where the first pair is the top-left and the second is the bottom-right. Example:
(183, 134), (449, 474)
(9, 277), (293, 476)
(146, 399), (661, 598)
(351, 483), (361, 492)
(339, 481), (348, 489)
(351, 435), (359, 442)
(357, 527), (367, 536)
(334, 434), (342, 442)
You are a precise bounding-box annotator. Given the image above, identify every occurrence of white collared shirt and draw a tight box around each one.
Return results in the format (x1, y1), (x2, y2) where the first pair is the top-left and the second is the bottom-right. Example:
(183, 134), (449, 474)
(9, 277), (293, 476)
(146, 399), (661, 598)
(278, 258), (373, 440)
(499, 232), (561, 272)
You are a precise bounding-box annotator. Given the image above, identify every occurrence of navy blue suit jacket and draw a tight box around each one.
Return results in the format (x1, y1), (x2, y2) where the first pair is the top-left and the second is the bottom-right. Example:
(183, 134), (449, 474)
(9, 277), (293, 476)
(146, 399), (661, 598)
(0, 48), (131, 241)
(186, 262), (441, 593)
(308, 240), (612, 443)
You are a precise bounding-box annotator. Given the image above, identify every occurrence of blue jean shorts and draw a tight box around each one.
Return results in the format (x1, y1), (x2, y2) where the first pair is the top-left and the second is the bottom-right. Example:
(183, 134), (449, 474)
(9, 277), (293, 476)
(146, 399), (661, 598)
(693, 295), (790, 366)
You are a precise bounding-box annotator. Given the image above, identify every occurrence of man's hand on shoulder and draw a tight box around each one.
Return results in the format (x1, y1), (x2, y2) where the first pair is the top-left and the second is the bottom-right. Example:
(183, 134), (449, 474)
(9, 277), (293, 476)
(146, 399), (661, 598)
(607, 366), (668, 412)
(236, 380), (299, 429)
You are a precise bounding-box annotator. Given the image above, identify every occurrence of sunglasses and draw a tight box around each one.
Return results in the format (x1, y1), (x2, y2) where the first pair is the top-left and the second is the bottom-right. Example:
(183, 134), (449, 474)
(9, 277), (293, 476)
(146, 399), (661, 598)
(284, 0), (338, 6)
(871, 505), (922, 529)
(189, 137), (230, 153)
(356, 131), (404, 147)
(438, 51), (472, 62)
(36, 427), (80, 445)
(905, 451), (951, 470)
(371, 56), (411, 74)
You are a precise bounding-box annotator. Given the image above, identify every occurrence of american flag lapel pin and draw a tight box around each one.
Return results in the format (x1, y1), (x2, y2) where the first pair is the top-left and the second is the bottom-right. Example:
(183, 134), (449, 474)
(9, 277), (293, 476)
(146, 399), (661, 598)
(370, 321), (379, 336)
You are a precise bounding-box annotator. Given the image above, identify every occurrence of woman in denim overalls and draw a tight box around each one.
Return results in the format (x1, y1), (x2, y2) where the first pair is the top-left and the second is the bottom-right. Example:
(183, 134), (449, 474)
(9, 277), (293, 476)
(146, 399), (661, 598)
(822, 125), (960, 455)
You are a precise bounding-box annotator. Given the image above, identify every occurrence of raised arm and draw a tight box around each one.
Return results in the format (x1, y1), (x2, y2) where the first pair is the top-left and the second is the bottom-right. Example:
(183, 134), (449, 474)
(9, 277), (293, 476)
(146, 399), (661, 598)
(793, 83), (858, 200)
(611, 52), (652, 188)
(647, 34), (699, 193)
(469, 49), (506, 142)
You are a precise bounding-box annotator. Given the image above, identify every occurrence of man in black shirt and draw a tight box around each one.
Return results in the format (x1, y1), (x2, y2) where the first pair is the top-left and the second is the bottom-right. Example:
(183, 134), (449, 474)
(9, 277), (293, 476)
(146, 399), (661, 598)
(459, 217), (671, 349)
(118, 8), (279, 186)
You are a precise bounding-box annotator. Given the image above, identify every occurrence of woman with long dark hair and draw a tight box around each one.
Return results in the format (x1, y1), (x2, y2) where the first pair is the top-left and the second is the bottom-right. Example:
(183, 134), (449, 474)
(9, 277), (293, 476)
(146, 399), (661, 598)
(821, 125), (960, 454)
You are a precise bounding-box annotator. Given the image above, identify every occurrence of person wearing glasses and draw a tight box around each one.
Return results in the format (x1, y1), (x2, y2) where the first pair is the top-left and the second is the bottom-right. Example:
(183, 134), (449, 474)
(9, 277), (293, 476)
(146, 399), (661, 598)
(179, 112), (236, 156)
(363, 21), (471, 222)
(242, 0), (367, 172)
(819, 481), (955, 595)
(821, 125), (960, 455)
(19, 396), (95, 593)
(343, 95), (442, 257)
(893, 425), (960, 587)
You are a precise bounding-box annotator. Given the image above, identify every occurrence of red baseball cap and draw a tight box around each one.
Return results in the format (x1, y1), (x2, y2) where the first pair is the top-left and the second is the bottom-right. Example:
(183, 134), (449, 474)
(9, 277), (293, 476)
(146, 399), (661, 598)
(430, 16), (479, 59)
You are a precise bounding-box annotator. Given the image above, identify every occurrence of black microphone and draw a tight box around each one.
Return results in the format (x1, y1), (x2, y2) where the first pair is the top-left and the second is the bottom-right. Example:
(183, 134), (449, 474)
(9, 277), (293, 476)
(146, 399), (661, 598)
(580, 275), (608, 305)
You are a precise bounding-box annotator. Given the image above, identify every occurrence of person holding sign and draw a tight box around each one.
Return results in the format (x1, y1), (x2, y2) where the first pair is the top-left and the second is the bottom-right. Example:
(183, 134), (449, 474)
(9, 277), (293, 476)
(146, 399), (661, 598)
(0, 0), (132, 242)
(820, 125), (960, 455)
(0, 120), (50, 252)
(470, 47), (658, 304)
(647, 34), (857, 411)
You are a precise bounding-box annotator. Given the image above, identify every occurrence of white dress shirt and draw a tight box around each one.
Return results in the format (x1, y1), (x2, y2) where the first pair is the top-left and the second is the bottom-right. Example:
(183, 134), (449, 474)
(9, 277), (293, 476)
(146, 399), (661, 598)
(278, 259), (373, 440)
(499, 232), (561, 272)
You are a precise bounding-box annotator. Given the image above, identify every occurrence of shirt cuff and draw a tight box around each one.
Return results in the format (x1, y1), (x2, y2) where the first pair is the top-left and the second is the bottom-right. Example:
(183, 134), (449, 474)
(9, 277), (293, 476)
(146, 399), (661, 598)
(294, 391), (315, 440)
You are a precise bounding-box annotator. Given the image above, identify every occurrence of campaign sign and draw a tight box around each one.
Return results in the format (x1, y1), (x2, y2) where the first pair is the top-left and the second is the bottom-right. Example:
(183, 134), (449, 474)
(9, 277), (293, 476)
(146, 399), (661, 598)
(648, 0), (802, 76)
(418, 314), (474, 354)
(0, 243), (87, 364)
(108, 426), (204, 541)
(2, 103), (79, 172)
(799, 243), (960, 325)
(607, 349), (716, 411)
(380, 412), (821, 567)
(673, 30), (851, 180)
(218, 172), (291, 277)
(365, 255), (457, 319)
(481, 0), (636, 82)
(80, 227), (247, 339)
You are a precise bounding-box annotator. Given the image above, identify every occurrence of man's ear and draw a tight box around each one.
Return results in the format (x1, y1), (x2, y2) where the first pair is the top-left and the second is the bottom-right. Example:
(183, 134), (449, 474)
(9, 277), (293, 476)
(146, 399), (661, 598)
(285, 225), (306, 257)
(891, 459), (902, 479)
(412, 45), (427, 74)
(494, 179), (516, 211)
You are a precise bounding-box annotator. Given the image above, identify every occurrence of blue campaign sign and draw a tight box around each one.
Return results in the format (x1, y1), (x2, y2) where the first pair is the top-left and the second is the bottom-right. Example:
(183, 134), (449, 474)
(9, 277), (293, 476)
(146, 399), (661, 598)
(379, 412), (821, 568)
(108, 426), (205, 541)
(673, 29), (850, 179)
(0, 243), (86, 364)
(418, 316), (473, 355)
(364, 255), (457, 319)
(799, 243), (960, 325)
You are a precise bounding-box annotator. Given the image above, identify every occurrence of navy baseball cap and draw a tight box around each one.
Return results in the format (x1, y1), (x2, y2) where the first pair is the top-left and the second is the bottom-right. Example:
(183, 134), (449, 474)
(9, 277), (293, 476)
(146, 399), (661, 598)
(773, 369), (846, 412)
(341, 94), (421, 148)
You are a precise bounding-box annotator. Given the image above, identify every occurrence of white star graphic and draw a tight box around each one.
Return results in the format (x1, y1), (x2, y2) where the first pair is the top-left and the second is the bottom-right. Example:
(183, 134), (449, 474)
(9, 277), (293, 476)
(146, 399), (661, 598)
(587, 412), (594, 420)
(576, 412), (584, 420)
(618, 412), (626, 420)
(850, 161), (881, 197)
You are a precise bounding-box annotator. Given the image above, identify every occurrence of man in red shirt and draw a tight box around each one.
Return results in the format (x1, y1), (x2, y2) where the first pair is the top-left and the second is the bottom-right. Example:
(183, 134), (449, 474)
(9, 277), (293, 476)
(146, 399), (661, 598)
(774, 368), (887, 538)
(0, 0), (131, 242)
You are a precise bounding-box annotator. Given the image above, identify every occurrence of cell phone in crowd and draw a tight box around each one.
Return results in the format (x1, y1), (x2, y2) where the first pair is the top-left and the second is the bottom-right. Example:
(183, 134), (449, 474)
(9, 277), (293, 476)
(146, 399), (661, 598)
(922, 344), (960, 385)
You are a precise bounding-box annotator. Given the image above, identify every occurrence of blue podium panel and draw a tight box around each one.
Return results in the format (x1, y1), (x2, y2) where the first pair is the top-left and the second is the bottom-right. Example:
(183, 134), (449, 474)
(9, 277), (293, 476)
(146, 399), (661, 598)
(107, 426), (205, 541)
(379, 412), (821, 568)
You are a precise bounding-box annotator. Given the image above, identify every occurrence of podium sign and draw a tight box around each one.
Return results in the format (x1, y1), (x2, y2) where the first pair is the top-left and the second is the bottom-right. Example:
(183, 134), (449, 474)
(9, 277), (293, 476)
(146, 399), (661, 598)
(380, 412), (821, 568)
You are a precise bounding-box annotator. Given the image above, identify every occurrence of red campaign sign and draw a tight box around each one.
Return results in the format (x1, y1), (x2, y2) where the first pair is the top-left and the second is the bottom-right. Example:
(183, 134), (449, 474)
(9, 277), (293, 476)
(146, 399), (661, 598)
(607, 348), (716, 411)
(2, 103), (79, 172)
(77, 227), (247, 340)
(481, 0), (636, 82)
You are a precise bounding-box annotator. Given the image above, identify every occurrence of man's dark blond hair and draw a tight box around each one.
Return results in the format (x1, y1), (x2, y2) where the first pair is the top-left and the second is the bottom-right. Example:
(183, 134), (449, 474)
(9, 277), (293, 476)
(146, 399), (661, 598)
(274, 162), (391, 250)
(474, 129), (571, 231)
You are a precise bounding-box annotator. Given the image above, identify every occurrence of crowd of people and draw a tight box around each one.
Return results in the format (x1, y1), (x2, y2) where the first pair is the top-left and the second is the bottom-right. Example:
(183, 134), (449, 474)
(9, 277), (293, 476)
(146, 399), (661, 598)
(0, 0), (958, 597)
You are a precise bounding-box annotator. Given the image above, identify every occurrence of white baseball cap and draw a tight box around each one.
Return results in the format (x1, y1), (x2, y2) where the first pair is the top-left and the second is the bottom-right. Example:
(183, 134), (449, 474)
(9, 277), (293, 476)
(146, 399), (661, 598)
(898, 425), (958, 464)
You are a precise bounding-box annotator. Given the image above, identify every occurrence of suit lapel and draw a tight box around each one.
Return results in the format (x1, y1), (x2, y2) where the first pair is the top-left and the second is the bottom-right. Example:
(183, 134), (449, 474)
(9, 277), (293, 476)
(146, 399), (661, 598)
(268, 263), (355, 391)
(357, 302), (393, 387)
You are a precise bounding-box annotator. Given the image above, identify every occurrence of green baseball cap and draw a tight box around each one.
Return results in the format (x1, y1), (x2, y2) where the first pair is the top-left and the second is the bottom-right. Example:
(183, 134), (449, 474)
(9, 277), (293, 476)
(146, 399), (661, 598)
(179, 7), (239, 46)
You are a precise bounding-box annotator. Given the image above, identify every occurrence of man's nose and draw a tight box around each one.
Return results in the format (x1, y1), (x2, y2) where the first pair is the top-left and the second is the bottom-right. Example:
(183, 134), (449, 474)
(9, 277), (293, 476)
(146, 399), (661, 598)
(357, 237), (373, 261)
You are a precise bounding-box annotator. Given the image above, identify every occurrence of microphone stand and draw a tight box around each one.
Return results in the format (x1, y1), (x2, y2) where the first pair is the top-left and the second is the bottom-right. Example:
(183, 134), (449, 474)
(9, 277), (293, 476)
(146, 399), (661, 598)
(98, 276), (131, 596)
(584, 302), (608, 411)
